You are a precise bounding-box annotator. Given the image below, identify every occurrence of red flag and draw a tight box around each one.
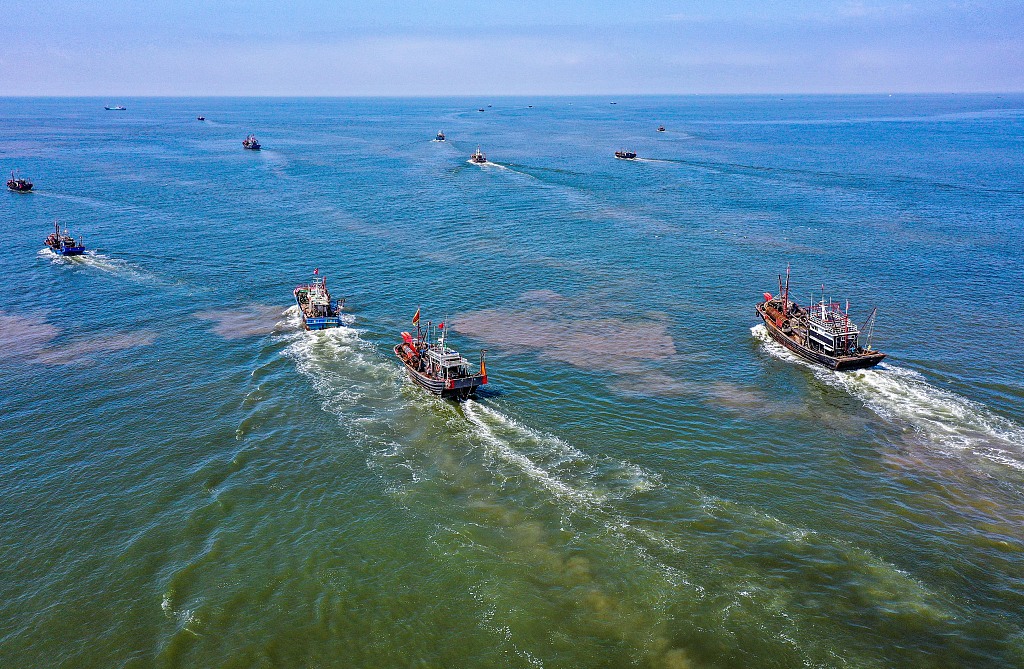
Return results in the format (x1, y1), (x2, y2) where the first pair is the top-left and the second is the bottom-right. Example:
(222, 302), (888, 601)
(438, 322), (444, 330)
(313, 268), (319, 275)
(412, 308), (420, 325)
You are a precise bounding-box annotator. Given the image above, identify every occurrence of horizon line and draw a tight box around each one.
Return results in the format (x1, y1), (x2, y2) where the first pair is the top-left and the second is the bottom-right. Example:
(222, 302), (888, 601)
(3, 91), (1024, 99)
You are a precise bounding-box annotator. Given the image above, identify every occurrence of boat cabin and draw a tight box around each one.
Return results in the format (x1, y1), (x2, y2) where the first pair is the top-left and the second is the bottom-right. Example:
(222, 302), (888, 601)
(425, 346), (471, 379)
(806, 303), (860, 355)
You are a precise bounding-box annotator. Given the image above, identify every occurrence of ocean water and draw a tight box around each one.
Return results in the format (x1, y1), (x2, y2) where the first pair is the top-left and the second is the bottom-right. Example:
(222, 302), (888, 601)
(1, 95), (1023, 668)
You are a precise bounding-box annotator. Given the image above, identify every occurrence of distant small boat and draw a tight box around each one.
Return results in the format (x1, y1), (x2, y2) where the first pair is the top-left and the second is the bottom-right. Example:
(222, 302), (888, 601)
(104, 105), (126, 111)
(395, 318), (487, 399)
(197, 116), (206, 121)
(657, 126), (666, 132)
(487, 105), (492, 108)
(435, 131), (446, 141)
(610, 102), (618, 105)
(528, 105), (533, 108)
(242, 134), (261, 150)
(294, 270), (344, 330)
(44, 221), (85, 256)
(7, 171), (33, 192)
(470, 147), (487, 164)
(478, 108), (485, 112)
(615, 150), (637, 160)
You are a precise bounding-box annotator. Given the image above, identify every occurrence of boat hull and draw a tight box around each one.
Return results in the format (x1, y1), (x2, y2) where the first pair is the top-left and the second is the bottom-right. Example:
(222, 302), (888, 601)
(302, 315), (342, 330)
(756, 304), (885, 371)
(294, 296), (342, 330)
(8, 184), (33, 192)
(394, 345), (485, 400)
(46, 243), (85, 256)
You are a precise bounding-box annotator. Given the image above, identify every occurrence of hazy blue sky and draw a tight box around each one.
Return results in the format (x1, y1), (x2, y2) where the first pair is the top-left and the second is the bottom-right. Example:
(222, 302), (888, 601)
(2, 1), (1022, 95)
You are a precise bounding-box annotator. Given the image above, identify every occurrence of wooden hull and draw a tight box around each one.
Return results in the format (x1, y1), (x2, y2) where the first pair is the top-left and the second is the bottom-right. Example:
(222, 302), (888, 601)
(756, 304), (885, 371)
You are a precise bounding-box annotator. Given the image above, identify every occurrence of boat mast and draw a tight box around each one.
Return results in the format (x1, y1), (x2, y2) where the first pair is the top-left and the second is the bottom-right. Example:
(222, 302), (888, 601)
(783, 264), (790, 317)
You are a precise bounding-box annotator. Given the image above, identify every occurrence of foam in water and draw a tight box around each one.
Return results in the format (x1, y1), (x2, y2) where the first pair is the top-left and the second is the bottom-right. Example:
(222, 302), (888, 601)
(38, 247), (150, 281)
(280, 321), (949, 652)
(751, 324), (1024, 470)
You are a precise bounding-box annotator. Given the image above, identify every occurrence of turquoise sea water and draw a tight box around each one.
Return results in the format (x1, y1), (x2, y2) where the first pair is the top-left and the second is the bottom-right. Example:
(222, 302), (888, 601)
(2, 95), (1023, 668)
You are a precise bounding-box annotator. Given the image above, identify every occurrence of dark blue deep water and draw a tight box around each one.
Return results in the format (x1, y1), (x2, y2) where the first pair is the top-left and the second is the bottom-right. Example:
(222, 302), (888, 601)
(2, 95), (1023, 668)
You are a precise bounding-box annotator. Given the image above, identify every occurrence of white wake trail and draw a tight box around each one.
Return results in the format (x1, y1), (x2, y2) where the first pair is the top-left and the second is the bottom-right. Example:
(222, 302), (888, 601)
(752, 324), (1024, 470)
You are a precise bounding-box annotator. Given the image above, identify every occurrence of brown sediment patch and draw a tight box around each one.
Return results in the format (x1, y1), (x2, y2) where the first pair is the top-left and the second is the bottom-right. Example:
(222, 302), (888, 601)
(610, 372), (700, 397)
(706, 381), (772, 411)
(0, 311), (60, 360)
(0, 310), (157, 365)
(194, 305), (289, 340)
(453, 292), (680, 396)
(520, 289), (564, 304)
(452, 308), (676, 373)
(34, 331), (159, 366)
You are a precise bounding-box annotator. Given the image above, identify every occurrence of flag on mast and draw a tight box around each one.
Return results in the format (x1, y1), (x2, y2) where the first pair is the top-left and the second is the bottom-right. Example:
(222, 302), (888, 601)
(313, 268), (319, 275)
(412, 308), (420, 325)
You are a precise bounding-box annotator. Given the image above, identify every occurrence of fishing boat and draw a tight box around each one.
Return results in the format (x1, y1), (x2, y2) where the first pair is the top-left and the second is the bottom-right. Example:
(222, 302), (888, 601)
(104, 105), (126, 111)
(755, 266), (886, 371)
(44, 221), (85, 256)
(294, 270), (344, 330)
(615, 150), (637, 160)
(394, 314), (487, 399)
(470, 147), (487, 164)
(478, 108), (485, 112)
(658, 126), (666, 132)
(7, 171), (33, 192)
(242, 134), (261, 150)
(435, 131), (446, 141)
(197, 116), (206, 121)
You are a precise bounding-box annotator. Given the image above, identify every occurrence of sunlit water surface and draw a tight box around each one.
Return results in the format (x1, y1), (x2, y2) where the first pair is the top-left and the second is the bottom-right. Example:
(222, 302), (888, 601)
(2, 95), (1023, 668)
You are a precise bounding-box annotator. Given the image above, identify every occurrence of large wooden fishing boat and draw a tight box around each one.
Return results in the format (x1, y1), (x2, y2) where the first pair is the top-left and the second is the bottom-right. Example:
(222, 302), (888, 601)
(44, 221), (85, 256)
(294, 270), (344, 330)
(615, 150), (637, 160)
(756, 267), (885, 371)
(470, 147), (487, 164)
(394, 314), (487, 399)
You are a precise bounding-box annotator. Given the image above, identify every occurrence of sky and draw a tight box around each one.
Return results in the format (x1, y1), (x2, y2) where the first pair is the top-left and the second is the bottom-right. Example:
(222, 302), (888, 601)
(1, 1), (1022, 95)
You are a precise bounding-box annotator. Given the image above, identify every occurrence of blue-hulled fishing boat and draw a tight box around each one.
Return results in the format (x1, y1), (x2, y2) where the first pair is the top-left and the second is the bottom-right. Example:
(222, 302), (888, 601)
(294, 270), (344, 330)
(45, 221), (85, 256)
